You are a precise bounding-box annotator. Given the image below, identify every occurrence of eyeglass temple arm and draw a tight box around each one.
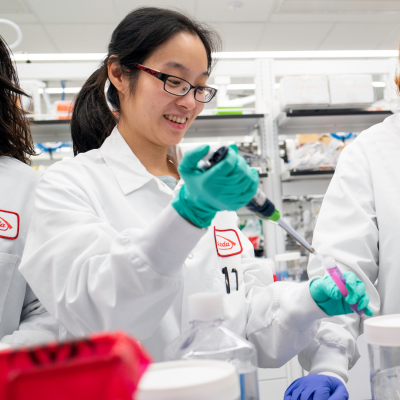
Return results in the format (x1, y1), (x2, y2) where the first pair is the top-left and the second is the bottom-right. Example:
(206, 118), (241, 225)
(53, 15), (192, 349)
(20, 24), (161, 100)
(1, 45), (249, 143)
(135, 64), (163, 79)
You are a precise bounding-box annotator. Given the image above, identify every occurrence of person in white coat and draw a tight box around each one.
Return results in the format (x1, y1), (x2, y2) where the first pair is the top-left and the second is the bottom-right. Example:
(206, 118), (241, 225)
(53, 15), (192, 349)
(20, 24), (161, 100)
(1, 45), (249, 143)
(286, 70), (400, 400)
(19, 7), (369, 379)
(0, 35), (58, 348)
(291, 112), (400, 393)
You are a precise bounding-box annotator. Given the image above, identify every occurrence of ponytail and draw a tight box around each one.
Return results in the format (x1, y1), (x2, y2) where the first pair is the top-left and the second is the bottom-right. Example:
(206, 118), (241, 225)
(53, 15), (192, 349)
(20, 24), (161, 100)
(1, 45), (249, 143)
(71, 64), (117, 156)
(71, 7), (221, 155)
(0, 35), (35, 165)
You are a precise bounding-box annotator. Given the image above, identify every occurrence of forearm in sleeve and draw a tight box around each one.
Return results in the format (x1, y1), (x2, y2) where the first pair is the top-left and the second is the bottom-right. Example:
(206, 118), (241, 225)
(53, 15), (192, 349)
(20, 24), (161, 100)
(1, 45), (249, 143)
(1, 306), (60, 348)
(247, 281), (327, 368)
(298, 315), (361, 382)
(20, 204), (205, 339)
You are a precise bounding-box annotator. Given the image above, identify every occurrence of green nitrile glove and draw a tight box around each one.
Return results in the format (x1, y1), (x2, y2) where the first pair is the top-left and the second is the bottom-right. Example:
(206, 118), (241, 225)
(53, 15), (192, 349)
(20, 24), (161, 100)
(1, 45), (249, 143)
(172, 144), (259, 228)
(310, 271), (373, 317)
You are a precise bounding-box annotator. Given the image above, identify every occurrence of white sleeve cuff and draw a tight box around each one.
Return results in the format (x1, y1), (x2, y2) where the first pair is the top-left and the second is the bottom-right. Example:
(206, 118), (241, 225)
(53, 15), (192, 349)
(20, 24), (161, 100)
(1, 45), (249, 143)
(308, 344), (350, 382)
(279, 281), (327, 332)
(128, 204), (207, 277)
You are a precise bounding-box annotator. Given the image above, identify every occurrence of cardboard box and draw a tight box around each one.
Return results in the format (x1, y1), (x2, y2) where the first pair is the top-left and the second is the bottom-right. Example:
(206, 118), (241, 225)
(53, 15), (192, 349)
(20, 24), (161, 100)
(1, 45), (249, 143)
(296, 133), (319, 146)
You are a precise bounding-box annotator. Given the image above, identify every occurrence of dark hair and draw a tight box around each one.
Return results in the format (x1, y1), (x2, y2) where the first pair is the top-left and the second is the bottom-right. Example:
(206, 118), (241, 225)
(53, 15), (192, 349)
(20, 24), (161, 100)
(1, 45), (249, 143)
(71, 7), (221, 155)
(0, 35), (36, 165)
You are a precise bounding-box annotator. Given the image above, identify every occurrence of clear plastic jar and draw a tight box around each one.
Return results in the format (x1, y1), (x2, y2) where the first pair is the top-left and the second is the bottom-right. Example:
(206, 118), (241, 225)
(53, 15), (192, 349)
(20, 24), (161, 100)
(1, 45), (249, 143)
(365, 315), (400, 399)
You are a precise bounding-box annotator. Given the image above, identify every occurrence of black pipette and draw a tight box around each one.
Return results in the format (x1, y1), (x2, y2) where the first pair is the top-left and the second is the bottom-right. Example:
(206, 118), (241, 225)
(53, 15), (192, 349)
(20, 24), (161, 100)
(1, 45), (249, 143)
(198, 146), (315, 254)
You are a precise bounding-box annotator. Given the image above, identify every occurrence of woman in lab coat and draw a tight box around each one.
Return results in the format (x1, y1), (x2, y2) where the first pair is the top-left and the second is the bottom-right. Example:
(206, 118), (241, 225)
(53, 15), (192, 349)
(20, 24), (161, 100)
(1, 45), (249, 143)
(18, 7), (368, 374)
(0, 35), (58, 348)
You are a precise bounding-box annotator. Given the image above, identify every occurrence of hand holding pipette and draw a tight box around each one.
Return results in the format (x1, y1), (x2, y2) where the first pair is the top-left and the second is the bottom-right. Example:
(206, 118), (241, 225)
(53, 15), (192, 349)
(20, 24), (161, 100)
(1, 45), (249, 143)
(198, 146), (315, 253)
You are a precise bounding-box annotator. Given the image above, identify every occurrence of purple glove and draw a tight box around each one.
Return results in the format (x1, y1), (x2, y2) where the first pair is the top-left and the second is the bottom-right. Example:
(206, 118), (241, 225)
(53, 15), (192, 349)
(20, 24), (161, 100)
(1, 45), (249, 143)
(284, 375), (349, 400)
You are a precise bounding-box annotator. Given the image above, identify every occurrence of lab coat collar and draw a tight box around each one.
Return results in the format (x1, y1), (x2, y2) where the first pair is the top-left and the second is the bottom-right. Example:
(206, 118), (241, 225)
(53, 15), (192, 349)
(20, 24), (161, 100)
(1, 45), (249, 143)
(100, 127), (154, 195)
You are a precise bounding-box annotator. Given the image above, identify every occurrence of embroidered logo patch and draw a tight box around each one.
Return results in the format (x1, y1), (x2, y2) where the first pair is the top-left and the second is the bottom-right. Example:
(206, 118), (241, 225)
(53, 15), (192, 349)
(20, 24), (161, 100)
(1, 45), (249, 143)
(0, 210), (19, 240)
(214, 228), (243, 257)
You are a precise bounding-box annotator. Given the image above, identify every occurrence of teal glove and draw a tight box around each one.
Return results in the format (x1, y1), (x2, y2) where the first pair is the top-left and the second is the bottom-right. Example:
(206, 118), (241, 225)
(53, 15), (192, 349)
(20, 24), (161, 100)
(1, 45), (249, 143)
(172, 144), (259, 228)
(310, 272), (373, 316)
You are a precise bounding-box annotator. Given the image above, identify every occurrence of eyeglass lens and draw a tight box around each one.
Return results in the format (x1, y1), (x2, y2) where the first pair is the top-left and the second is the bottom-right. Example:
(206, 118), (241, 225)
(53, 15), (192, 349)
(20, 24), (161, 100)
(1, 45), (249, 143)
(164, 76), (214, 103)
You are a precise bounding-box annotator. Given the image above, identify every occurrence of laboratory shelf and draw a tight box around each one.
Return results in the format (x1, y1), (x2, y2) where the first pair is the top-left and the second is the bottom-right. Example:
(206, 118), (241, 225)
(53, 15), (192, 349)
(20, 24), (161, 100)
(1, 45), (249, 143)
(277, 109), (392, 135)
(281, 170), (334, 196)
(31, 119), (72, 143)
(30, 114), (264, 142)
(185, 114), (263, 138)
(281, 169), (335, 182)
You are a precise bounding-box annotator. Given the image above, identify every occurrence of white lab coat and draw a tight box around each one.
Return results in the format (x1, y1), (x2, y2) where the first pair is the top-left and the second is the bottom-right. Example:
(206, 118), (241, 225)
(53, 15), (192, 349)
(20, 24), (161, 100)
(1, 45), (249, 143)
(0, 156), (59, 347)
(20, 127), (326, 364)
(298, 114), (400, 382)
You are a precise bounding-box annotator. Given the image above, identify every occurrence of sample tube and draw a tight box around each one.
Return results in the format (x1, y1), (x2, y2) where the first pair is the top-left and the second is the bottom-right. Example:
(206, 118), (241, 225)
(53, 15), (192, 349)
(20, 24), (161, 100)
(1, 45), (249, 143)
(322, 256), (363, 317)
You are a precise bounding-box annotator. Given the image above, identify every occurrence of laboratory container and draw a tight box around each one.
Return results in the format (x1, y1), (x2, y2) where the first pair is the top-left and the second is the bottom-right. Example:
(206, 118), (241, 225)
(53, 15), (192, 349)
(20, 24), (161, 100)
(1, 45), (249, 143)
(136, 359), (240, 400)
(364, 314), (400, 399)
(274, 252), (301, 281)
(166, 293), (260, 400)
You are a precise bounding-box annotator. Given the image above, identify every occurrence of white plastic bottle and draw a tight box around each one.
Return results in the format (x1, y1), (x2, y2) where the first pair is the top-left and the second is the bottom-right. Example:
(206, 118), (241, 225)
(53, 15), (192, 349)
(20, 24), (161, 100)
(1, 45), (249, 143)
(165, 293), (260, 400)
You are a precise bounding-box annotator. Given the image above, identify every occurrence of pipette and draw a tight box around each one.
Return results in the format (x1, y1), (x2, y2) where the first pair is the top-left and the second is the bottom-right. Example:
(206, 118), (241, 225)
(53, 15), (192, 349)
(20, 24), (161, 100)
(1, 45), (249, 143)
(322, 256), (364, 316)
(198, 146), (315, 254)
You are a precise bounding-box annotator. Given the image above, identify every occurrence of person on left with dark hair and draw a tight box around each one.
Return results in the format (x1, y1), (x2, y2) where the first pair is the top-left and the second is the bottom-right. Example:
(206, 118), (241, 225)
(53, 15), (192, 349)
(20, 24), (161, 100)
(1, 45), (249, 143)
(0, 35), (59, 349)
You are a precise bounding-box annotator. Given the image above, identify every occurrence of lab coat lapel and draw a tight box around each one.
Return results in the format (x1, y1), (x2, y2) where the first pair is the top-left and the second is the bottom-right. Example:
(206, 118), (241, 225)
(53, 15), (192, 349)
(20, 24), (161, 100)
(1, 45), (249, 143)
(100, 127), (154, 195)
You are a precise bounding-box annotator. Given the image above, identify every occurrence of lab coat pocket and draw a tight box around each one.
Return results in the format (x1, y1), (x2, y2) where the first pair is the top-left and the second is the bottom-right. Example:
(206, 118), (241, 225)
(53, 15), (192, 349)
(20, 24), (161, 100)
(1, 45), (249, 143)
(0, 253), (18, 323)
(212, 256), (246, 336)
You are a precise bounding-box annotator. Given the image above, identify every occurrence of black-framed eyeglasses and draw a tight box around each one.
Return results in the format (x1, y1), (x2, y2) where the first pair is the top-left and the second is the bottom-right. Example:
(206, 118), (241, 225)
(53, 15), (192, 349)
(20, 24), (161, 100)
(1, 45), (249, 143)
(135, 64), (217, 103)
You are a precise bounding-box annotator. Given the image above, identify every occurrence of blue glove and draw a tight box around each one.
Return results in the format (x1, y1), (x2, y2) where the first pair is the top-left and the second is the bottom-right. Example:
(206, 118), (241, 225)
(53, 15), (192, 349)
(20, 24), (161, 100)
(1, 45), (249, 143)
(310, 271), (373, 317)
(172, 144), (258, 228)
(285, 375), (348, 400)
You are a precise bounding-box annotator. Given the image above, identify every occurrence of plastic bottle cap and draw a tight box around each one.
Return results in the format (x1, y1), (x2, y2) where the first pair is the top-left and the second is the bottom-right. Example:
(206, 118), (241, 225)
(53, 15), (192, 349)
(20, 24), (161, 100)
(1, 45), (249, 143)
(274, 252), (301, 262)
(188, 293), (224, 322)
(136, 360), (240, 400)
(364, 314), (400, 347)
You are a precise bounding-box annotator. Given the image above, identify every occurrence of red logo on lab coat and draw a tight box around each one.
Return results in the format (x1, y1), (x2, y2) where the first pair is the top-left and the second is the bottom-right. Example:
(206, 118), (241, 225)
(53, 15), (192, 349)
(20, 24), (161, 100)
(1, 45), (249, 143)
(0, 217), (12, 231)
(214, 228), (243, 257)
(0, 210), (19, 240)
(216, 235), (235, 250)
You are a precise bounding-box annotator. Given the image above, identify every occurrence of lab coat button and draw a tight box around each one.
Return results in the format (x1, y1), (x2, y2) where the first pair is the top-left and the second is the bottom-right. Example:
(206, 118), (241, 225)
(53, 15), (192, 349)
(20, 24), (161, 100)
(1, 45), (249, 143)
(188, 253), (194, 259)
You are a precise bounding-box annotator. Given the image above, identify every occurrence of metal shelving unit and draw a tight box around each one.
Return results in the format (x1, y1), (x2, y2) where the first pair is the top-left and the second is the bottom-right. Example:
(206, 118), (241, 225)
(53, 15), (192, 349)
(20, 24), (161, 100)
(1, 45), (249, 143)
(185, 114), (263, 137)
(30, 114), (264, 143)
(277, 109), (392, 135)
(281, 169), (334, 182)
(30, 119), (72, 143)
(277, 109), (392, 195)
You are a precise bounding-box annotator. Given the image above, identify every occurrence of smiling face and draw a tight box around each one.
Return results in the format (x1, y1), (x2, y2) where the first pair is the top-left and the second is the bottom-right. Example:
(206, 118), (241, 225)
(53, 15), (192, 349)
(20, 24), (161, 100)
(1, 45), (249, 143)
(116, 31), (209, 148)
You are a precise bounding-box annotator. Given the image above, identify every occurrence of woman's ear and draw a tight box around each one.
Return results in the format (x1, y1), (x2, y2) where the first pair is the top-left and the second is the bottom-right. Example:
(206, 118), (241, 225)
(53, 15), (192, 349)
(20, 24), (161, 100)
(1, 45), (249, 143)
(108, 60), (129, 95)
